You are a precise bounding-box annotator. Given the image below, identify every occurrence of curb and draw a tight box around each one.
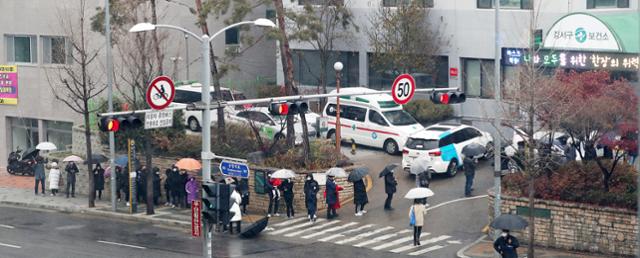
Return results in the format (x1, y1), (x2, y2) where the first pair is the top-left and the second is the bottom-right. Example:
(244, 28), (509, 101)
(456, 235), (488, 258)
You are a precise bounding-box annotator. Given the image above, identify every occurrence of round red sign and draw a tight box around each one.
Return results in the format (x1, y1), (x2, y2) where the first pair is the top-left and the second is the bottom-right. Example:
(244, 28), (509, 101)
(391, 74), (416, 105)
(146, 76), (175, 110)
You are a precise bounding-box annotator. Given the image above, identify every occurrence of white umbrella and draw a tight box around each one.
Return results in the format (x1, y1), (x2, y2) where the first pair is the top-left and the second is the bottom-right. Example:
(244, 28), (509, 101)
(62, 155), (83, 162)
(326, 167), (347, 177)
(404, 187), (434, 199)
(36, 142), (57, 151)
(409, 157), (432, 175)
(271, 169), (297, 179)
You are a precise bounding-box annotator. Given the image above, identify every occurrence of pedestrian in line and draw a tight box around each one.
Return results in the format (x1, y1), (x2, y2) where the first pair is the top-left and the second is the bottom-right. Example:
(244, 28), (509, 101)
(93, 163), (105, 200)
(267, 174), (281, 217)
(229, 188), (242, 234)
(493, 229), (520, 258)
(303, 174), (319, 222)
(136, 166), (147, 203)
(124, 167), (132, 206)
(34, 156), (46, 196)
(152, 167), (161, 206)
(281, 178), (295, 218)
(325, 175), (343, 219)
(463, 156), (476, 197)
(48, 162), (61, 196)
(409, 198), (427, 246)
(115, 166), (126, 202)
(384, 172), (397, 210)
(353, 178), (368, 216)
(185, 176), (199, 208)
(178, 169), (189, 208)
(167, 165), (180, 207)
(65, 161), (79, 198)
(237, 178), (249, 215)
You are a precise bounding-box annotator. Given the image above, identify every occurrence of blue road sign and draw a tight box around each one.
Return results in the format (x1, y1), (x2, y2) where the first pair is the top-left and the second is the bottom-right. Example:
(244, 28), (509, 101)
(219, 160), (250, 178)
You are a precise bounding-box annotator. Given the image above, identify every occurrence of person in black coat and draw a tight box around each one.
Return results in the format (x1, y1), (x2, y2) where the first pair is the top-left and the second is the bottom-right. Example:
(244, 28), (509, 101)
(167, 165), (180, 207)
(65, 161), (79, 198)
(136, 166), (147, 203)
(303, 174), (319, 222)
(93, 163), (105, 200)
(152, 167), (161, 206)
(463, 156), (476, 197)
(384, 173), (397, 210)
(493, 230), (519, 258)
(353, 179), (368, 216)
(178, 169), (189, 208)
(325, 176), (339, 218)
(281, 179), (295, 218)
(237, 178), (249, 214)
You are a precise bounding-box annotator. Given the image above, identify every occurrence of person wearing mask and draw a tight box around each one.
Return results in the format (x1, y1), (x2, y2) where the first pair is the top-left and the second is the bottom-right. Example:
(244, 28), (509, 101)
(115, 166), (126, 202)
(167, 165), (180, 207)
(65, 161), (79, 198)
(463, 156), (476, 197)
(304, 174), (319, 222)
(281, 179), (295, 219)
(136, 166), (147, 203)
(93, 163), (105, 200)
(384, 172), (397, 210)
(48, 162), (61, 196)
(353, 178), (368, 216)
(416, 171), (430, 205)
(178, 170), (189, 208)
(409, 198), (427, 246)
(34, 156), (46, 196)
(185, 176), (199, 208)
(237, 178), (250, 215)
(152, 167), (162, 206)
(325, 175), (343, 219)
(267, 174), (281, 217)
(493, 230), (520, 258)
(229, 188), (242, 234)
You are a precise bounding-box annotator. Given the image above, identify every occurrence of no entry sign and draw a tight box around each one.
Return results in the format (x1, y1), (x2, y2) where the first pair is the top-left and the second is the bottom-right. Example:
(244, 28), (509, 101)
(391, 74), (416, 105)
(146, 76), (175, 110)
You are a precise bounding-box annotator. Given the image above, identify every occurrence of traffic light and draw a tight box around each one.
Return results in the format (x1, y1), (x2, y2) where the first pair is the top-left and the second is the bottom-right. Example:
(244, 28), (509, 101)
(118, 115), (143, 130)
(289, 101), (309, 114)
(202, 182), (219, 224)
(268, 101), (309, 116)
(99, 117), (120, 132)
(430, 91), (466, 104)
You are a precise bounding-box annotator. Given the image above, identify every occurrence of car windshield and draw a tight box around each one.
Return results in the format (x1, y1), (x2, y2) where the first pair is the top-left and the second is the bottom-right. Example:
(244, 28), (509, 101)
(382, 110), (418, 126)
(405, 138), (439, 150)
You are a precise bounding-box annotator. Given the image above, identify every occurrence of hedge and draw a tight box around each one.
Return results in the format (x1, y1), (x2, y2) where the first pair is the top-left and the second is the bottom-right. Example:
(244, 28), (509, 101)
(403, 99), (453, 124)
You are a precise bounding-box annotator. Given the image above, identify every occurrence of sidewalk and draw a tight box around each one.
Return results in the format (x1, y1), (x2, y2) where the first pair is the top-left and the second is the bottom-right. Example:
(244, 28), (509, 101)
(458, 236), (608, 258)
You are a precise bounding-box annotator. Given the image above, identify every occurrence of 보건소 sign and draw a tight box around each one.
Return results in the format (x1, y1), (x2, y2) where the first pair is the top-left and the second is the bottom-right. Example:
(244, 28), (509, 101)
(502, 48), (640, 72)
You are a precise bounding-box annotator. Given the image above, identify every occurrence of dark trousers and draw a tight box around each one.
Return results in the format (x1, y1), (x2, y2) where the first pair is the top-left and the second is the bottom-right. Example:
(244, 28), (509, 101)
(384, 193), (394, 209)
(326, 204), (337, 219)
(229, 221), (241, 234)
(51, 189), (58, 195)
(355, 203), (366, 213)
(285, 197), (294, 217)
(96, 190), (102, 200)
(413, 226), (422, 245)
(165, 187), (171, 203)
(306, 199), (317, 217)
(268, 198), (279, 214)
(66, 177), (76, 197)
(465, 173), (474, 196)
(35, 178), (45, 194)
(171, 191), (180, 206)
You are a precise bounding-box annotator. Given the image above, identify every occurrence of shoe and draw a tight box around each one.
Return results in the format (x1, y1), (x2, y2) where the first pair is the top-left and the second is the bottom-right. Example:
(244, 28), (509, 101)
(355, 212), (363, 216)
(126, 202), (130, 207)
(384, 207), (395, 211)
(275, 213), (280, 217)
(267, 214), (272, 218)
(50, 194), (54, 196)
(417, 241), (421, 246)
(361, 210), (367, 214)
(117, 198), (121, 202)
(425, 204), (430, 207)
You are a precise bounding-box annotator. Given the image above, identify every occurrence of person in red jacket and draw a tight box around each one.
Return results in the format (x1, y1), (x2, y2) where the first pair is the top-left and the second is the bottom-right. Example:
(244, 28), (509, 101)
(267, 174), (282, 217)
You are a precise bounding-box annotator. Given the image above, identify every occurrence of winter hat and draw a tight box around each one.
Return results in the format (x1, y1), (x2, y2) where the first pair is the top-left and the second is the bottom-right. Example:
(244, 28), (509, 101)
(51, 162), (58, 168)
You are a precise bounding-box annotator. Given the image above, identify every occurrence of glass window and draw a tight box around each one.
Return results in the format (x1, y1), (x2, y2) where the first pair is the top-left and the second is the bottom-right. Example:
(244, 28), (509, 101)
(46, 120), (73, 151)
(5, 35), (37, 63)
(248, 112), (275, 125)
(451, 131), (468, 144)
(477, 0), (531, 9)
(292, 50), (359, 87)
(43, 36), (70, 64)
(344, 106), (367, 122)
(463, 58), (495, 99)
(299, 0), (344, 5)
(10, 117), (39, 151)
(382, 0), (433, 7)
(587, 0), (628, 8)
(225, 28), (239, 45)
(382, 110), (417, 126)
(406, 138), (439, 150)
(439, 135), (453, 147)
(368, 55), (448, 90)
(368, 110), (388, 126)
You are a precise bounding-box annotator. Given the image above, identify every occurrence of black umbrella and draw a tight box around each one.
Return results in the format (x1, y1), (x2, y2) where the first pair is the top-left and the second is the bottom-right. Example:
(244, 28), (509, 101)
(490, 214), (529, 230)
(21, 147), (39, 160)
(378, 163), (398, 178)
(240, 216), (269, 239)
(347, 167), (369, 182)
(462, 143), (487, 158)
(84, 154), (108, 165)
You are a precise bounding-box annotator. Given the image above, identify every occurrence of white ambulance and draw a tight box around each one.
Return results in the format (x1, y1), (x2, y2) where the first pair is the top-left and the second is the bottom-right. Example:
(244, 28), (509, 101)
(322, 87), (424, 154)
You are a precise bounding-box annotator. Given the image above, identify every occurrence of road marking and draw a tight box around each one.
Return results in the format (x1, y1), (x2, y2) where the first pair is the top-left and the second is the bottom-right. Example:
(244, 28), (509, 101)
(353, 229), (412, 247)
(447, 240), (462, 244)
(55, 224), (85, 230)
(390, 235), (451, 253)
(426, 195), (488, 212)
(335, 226), (394, 245)
(0, 242), (21, 249)
(271, 217), (307, 227)
(97, 240), (147, 249)
(371, 233), (431, 251)
(408, 244), (446, 255)
(302, 222), (359, 239)
(0, 224), (15, 229)
(284, 220), (341, 237)
(318, 224), (375, 242)
(268, 219), (326, 235)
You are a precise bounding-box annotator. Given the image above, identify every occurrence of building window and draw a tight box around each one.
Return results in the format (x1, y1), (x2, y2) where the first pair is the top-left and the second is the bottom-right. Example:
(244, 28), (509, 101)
(292, 50), (359, 87)
(266, 9), (276, 20)
(43, 36), (71, 64)
(587, 0), (629, 8)
(383, 0), (433, 7)
(46, 120), (73, 151)
(225, 28), (239, 45)
(478, 0), (531, 9)
(368, 55), (448, 91)
(299, 0), (344, 5)
(5, 35), (38, 63)
(463, 59), (495, 98)
(10, 117), (39, 151)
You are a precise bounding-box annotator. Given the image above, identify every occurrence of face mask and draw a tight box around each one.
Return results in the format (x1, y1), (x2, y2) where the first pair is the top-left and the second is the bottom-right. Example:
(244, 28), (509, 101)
(501, 232), (508, 237)
(306, 177), (311, 180)
(173, 168), (177, 171)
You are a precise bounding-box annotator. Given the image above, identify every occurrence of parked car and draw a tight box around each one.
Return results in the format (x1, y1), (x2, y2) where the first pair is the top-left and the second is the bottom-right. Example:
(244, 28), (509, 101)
(227, 107), (317, 145)
(402, 123), (493, 177)
(322, 87), (424, 154)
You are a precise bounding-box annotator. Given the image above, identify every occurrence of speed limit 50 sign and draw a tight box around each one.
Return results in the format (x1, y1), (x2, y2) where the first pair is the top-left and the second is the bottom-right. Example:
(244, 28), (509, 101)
(391, 74), (416, 105)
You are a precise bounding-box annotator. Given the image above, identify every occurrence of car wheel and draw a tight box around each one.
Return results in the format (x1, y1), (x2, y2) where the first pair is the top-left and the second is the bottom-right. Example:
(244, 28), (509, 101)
(274, 133), (285, 142)
(188, 117), (200, 132)
(483, 142), (494, 160)
(383, 139), (399, 155)
(327, 129), (336, 141)
(446, 160), (458, 177)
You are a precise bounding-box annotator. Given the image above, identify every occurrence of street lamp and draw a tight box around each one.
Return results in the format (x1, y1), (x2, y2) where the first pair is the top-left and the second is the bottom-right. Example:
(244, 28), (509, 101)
(129, 17), (275, 258)
(334, 61), (343, 150)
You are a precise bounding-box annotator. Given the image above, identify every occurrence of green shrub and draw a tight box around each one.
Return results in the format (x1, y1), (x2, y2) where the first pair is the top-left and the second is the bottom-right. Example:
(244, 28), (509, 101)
(157, 123), (259, 159)
(404, 99), (453, 124)
(263, 139), (345, 170)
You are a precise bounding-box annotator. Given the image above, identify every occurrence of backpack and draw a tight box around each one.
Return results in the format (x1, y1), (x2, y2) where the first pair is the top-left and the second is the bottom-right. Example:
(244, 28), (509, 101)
(409, 206), (416, 226)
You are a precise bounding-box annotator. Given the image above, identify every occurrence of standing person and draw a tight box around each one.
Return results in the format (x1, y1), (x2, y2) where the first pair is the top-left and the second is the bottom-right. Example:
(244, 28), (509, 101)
(463, 156), (476, 197)
(115, 166), (125, 202)
(409, 198), (428, 246)
(48, 162), (61, 196)
(167, 165), (180, 207)
(229, 188), (242, 234)
(65, 161), (79, 198)
(152, 167), (161, 206)
(34, 156), (46, 196)
(93, 163), (105, 200)
(493, 230), (520, 258)
(237, 178), (249, 215)
(178, 170), (189, 208)
(266, 174), (281, 217)
(353, 178), (368, 216)
(303, 174), (319, 222)
(325, 175), (343, 219)
(384, 172), (397, 210)
(416, 172), (430, 205)
(136, 166), (147, 203)
(185, 176), (199, 208)
(281, 179), (295, 219)
(124, 167), (131, 206)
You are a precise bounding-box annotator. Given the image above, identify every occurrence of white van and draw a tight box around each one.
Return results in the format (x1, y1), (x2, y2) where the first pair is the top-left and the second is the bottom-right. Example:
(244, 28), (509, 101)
(322, 87), (424, 154)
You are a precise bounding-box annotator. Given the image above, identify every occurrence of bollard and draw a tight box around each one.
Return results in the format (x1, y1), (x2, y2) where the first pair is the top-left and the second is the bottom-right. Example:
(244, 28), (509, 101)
(351, 139), (356, 155)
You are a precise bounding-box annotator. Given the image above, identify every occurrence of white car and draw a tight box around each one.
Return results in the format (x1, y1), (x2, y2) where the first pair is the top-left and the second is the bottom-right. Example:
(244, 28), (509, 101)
(402, 123), (493, 177)
(228, 107), (317, 145)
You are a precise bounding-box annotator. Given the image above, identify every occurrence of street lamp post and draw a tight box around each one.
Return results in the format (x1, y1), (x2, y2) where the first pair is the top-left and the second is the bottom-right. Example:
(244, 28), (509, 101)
(334, 62), (343, 150)
(129, 18), (276, 258)
(184, 33), (190, 81)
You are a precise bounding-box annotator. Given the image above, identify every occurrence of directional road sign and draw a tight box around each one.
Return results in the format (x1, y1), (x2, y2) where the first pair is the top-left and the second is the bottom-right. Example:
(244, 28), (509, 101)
(146, 76), (175, 110)
(219, 160), (250, 178)
(391, 74), (416, 105)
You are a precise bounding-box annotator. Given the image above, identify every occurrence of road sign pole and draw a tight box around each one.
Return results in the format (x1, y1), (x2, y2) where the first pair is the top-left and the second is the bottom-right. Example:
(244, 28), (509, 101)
(105, 0), (117, 213)
(493, 0), (502, 253)
(200, 35), (213, 258)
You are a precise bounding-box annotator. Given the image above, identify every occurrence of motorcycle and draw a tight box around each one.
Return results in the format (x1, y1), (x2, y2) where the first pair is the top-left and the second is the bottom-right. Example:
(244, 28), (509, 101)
(7, 147), (38, 176)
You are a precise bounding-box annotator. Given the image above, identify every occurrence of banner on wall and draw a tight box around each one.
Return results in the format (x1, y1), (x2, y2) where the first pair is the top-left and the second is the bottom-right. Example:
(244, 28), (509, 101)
(0, 65), (18, 105)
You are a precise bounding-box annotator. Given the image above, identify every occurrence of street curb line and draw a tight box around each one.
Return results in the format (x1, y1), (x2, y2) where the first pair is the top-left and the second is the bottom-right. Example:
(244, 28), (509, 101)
(456, 235), (487, 258)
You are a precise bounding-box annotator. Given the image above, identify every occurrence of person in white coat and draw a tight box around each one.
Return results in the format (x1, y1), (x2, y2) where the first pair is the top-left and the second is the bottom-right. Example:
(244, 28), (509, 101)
(48, 162), (61, 196)
(229, 189), (242, 234)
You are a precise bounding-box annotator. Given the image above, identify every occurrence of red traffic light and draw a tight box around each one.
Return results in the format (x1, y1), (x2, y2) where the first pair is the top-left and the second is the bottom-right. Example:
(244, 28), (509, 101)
(269, 102), (289, 116)
(431, 91), (466, 105)
(99, 117), (120, 132)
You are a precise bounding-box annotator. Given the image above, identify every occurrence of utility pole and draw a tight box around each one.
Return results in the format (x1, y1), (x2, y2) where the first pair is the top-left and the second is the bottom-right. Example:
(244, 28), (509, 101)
(334, 62), (343, 150)
(105, 0), (117, 212)
(492, 0), (502, 246)
(185, 33), (190, 80)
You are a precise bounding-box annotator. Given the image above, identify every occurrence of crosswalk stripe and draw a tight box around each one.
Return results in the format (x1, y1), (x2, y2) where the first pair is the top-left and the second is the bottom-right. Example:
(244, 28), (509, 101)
(390, 235), (451, 253)
(268, 219), (326, 235)
(302, 222), (359, 239)
(335, 226), (394, 245)
(284, 220), (342, 237)
(370, 233), (431, 251)
(318, 224), (375, 242)
(408, 244), (446, 255)
(353, 229), (412, 247)
(271, 217), (307, 227)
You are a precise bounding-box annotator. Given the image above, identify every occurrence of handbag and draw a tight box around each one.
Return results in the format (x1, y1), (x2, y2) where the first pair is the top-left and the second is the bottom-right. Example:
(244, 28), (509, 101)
(409, 206), (416, 226)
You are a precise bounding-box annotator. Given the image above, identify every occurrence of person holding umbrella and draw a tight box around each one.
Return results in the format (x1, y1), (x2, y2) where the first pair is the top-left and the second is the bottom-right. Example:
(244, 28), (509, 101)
(463, 155), (476, 197)
(353, 178), (368, 216)
(65, 161), (79, 198)
(281, 178), (295, 219)
(325, 175), (343, 219)
(266, 173), (281, 217)
(93, 163), (105, 200)
(405, 187), (434, 246)
(379, 164), (398, 210)
(493, 230), (520, 258)
(303, 174), (319, 222)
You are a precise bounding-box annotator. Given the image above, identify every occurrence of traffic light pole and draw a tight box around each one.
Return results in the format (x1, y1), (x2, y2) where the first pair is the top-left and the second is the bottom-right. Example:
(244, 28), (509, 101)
(104, 0), (117, 213)
(200, 34), (213, 258)
(493, 0), (502, 249)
